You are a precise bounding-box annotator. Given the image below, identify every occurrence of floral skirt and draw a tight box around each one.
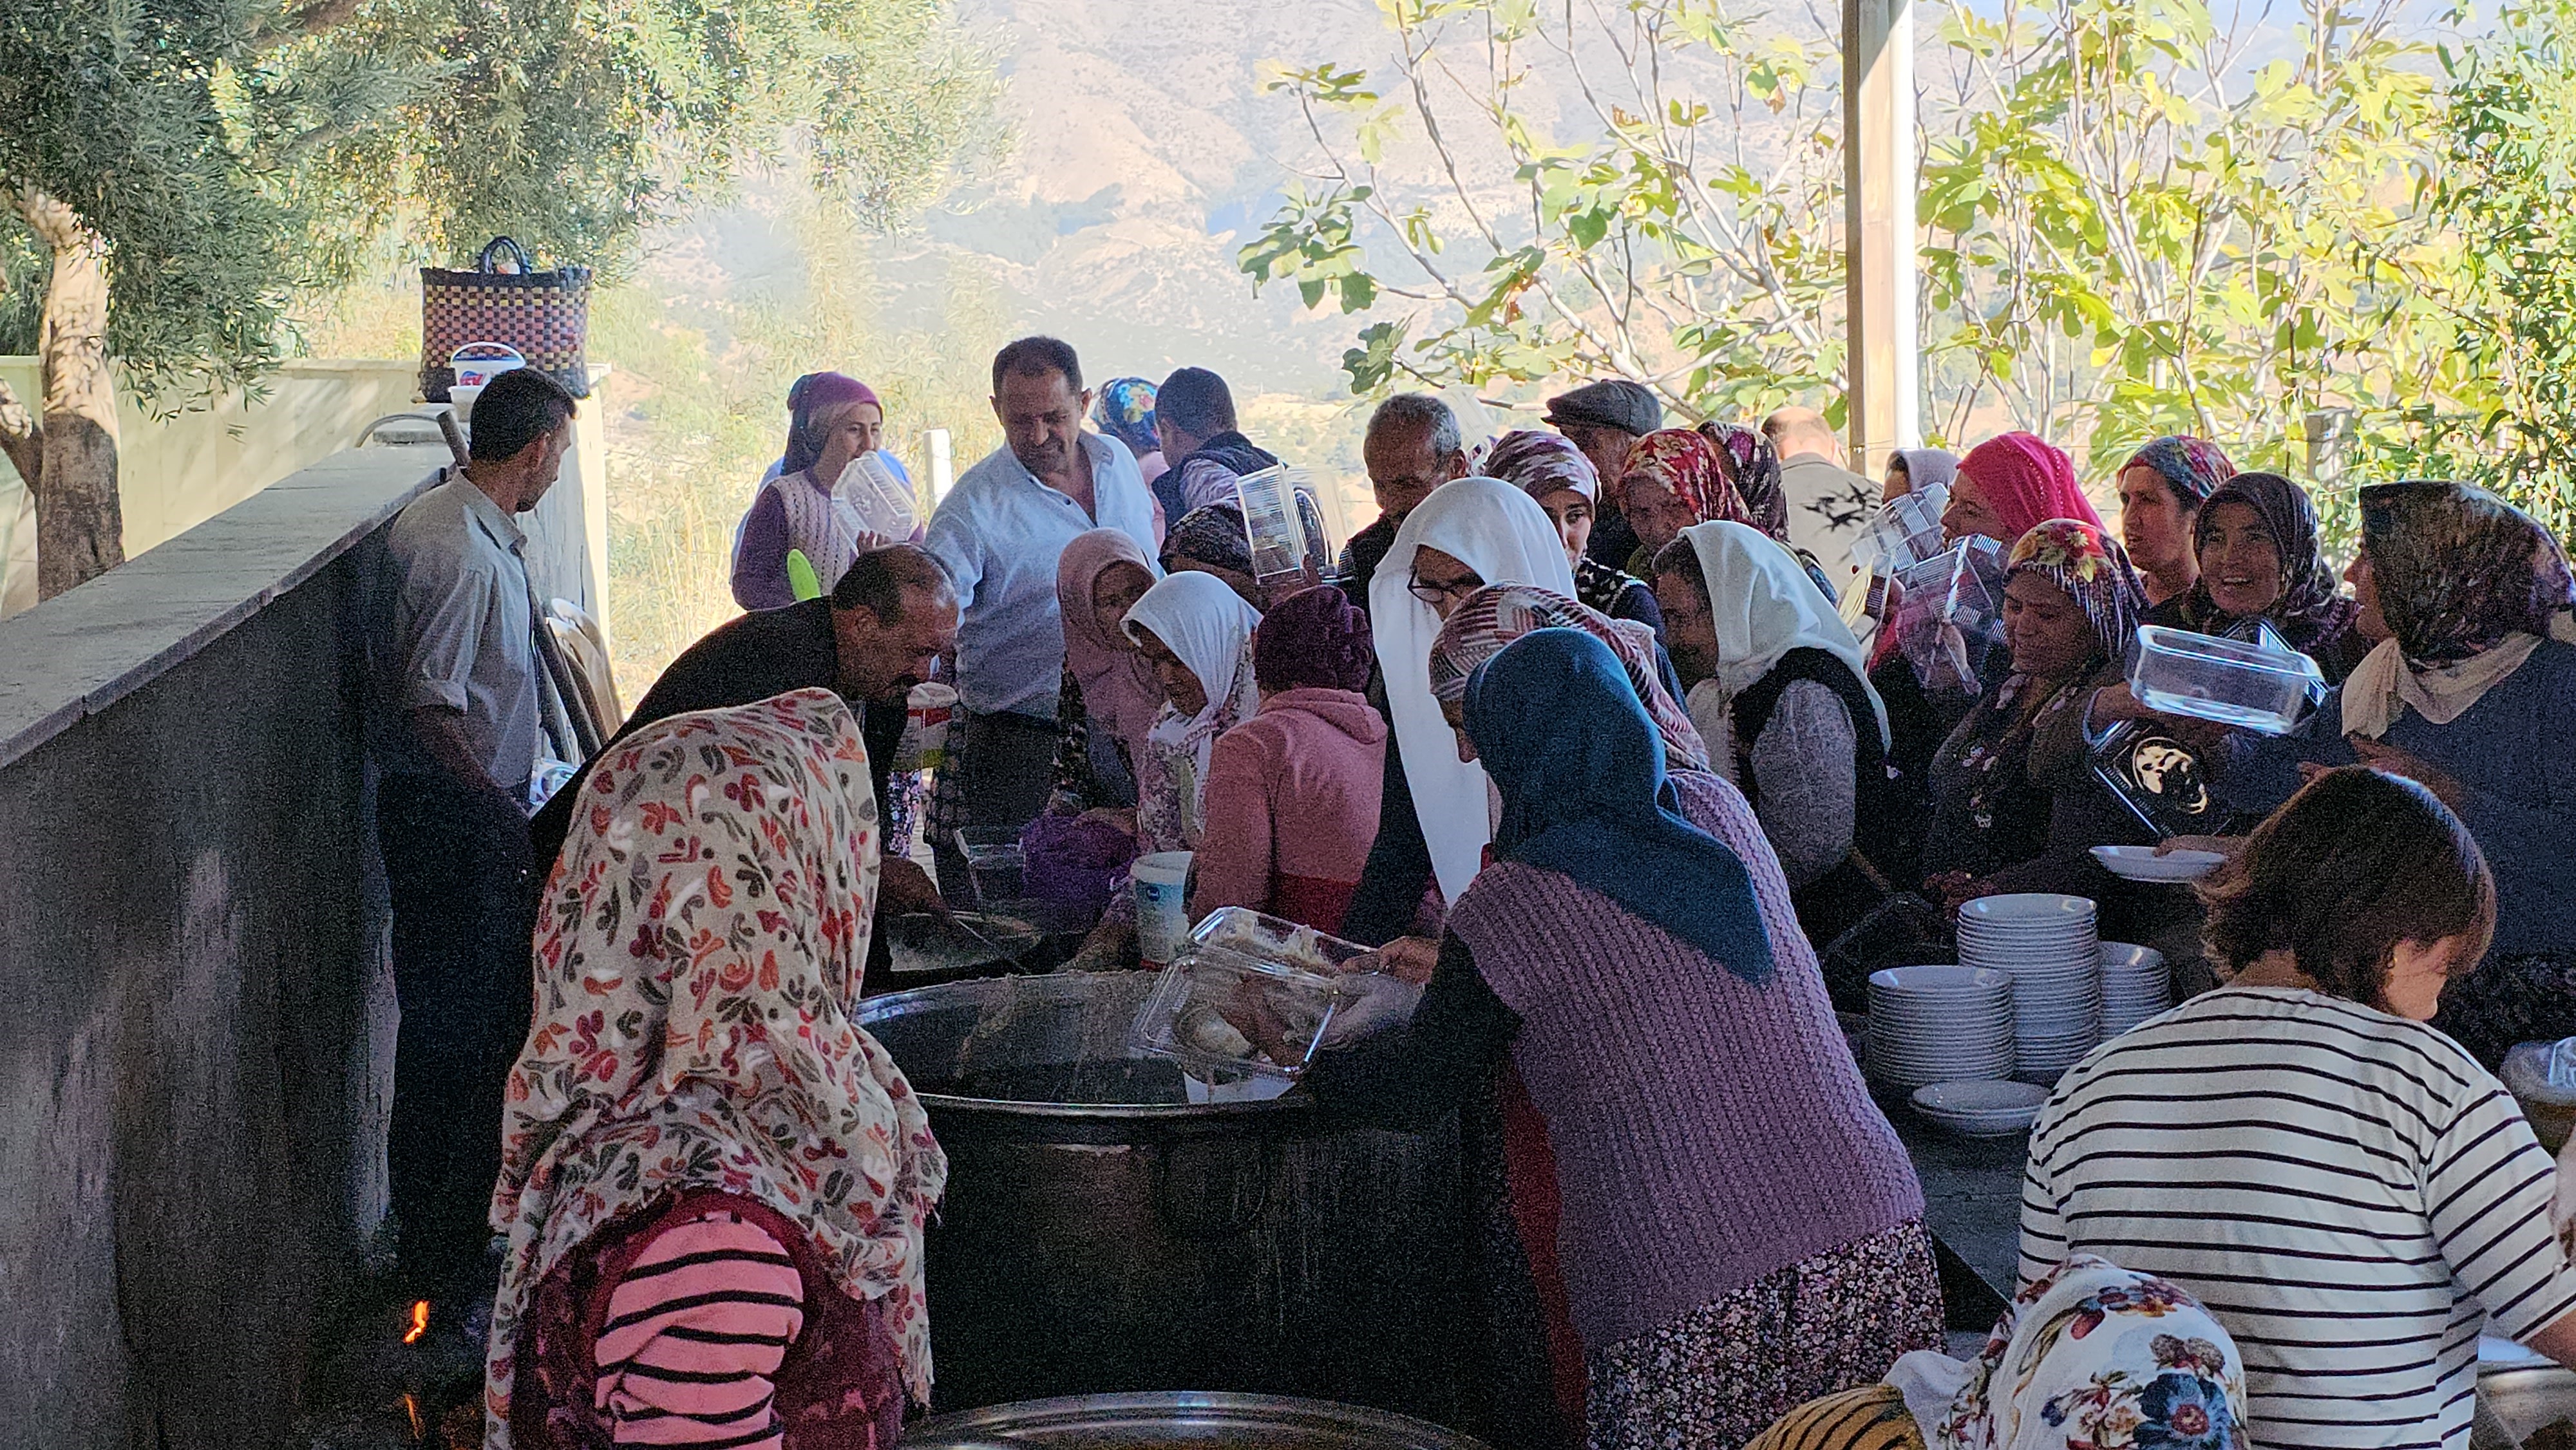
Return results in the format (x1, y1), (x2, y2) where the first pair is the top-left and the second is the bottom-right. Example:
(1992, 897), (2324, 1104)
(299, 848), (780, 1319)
(1584, 1220), (1944, 1450)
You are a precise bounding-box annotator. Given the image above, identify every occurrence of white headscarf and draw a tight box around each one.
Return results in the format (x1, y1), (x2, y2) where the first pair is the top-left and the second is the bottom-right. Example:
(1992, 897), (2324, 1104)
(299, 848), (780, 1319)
(1368, 476), (1578, 902)
(1124, 570), (1263, 849)
(1680, 520), (1889, 749)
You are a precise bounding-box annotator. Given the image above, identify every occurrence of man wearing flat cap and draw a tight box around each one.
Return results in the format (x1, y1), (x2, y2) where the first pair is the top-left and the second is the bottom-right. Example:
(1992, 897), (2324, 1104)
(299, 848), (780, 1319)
(1543, 379), (1663, 569)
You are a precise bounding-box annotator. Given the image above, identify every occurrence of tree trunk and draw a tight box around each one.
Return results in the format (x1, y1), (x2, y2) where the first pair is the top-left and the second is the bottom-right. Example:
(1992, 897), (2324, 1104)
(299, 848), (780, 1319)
(15, 185), (124, 599)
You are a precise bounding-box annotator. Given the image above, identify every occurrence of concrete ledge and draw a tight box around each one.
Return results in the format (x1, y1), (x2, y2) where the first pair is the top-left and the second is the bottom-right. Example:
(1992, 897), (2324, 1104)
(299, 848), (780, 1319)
(0, 444), (443, 772)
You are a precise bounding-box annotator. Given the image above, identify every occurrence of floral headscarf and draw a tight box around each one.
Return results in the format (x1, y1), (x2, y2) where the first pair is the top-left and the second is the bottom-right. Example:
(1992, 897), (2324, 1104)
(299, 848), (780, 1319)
(2178, 471), (2357, 651)
(1886, 1253), (2248, 1450)
(1484, 428), (1599, 502)
(2005, 518), (2147, 664)
(1703, 421), (1791, 541)
(1426, 583), (1711, 775)
(1625, 427), (1755, 529)
(2123, 435), (2237, 508)
(2360, 479), (2576, 666)
(486, 690), (946, 1442)
(1092, 377), (1160, 460)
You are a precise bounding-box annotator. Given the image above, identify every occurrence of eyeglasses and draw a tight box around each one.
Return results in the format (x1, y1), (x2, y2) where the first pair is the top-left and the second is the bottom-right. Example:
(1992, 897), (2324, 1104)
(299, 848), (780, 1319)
(1408, 571), (1485, 607)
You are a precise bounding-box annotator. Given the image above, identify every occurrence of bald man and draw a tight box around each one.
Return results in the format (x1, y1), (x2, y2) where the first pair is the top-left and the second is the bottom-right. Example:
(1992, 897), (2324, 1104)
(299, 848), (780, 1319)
(1762, 406), (1875, 574)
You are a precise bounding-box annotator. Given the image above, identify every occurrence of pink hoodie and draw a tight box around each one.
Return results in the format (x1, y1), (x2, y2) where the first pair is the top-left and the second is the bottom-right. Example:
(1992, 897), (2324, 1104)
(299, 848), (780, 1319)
(1191, 686), (1388, 934)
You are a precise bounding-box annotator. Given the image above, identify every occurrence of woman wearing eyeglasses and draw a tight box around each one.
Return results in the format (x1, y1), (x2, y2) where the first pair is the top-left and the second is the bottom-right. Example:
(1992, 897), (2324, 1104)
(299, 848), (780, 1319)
(1338, 475), (1582, 957)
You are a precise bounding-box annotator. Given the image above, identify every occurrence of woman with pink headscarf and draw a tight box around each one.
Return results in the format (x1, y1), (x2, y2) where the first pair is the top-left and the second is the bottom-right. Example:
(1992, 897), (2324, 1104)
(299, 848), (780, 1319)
(1938, 431), (2105, 551)
(734, 372), (918, 610)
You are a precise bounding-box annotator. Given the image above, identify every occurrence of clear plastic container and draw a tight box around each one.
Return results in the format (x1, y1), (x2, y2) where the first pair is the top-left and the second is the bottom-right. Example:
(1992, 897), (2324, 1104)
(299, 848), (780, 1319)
(1129, 908), (1392, 1079)
(1233, 466), (1331, 585)
(833, 451), (919, 539)
(2126, 624), (2324, 735)
(1850, 482), (1950, 579)
(956, 826), (1027, 908)
(1889, 538), (2006, 692)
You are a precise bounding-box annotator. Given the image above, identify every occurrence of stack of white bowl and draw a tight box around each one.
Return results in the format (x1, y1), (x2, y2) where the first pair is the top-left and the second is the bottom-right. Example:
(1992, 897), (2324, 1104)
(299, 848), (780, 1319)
(1864, 965), (2015, 1090)
(1957, 894), (2102, 1084)
(2099, 943), (2174, 1037)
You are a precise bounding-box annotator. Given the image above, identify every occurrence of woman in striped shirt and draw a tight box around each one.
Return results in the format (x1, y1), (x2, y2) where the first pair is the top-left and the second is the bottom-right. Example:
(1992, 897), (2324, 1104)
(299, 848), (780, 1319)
(484, 690), (949, 1450)
(2020, 766), (2576, 1449)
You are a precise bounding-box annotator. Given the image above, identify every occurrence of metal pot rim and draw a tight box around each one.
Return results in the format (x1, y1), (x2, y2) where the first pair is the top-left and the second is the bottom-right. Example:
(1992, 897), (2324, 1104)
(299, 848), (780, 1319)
(909, 1390), (1493, 1450)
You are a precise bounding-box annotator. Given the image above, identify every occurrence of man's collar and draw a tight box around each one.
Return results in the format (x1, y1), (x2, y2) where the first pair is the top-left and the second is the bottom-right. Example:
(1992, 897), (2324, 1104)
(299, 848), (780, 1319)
(452, 469), (528, 552)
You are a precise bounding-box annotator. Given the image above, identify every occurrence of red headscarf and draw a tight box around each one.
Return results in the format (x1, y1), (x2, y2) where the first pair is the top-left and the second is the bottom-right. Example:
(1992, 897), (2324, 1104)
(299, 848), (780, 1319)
(1624, 428), (1754, 529)
(1960, 432), (2103, 541)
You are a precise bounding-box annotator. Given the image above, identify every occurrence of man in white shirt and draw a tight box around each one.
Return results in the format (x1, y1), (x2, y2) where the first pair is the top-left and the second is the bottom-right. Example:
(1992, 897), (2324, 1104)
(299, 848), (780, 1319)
(923, 337), (1158, 899)
(376, 366), (577, 1310)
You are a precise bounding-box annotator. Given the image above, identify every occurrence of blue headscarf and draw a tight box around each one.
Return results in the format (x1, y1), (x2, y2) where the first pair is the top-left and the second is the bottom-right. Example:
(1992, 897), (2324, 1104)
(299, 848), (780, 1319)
(1463, 628), (1776, 983)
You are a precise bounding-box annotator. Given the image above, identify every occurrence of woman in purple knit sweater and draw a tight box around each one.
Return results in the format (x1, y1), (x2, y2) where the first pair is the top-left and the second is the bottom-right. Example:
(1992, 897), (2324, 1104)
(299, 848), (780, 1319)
(1296, 628), (1940, 1450)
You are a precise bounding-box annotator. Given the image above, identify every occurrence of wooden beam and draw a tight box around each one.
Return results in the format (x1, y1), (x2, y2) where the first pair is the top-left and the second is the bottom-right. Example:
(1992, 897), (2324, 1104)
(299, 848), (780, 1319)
(1844, 0), (1920, 477)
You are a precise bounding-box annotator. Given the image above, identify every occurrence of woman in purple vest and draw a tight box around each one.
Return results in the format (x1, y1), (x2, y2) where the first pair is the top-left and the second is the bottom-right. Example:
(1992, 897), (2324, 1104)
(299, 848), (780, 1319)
(1293, 628), (1938, 1450)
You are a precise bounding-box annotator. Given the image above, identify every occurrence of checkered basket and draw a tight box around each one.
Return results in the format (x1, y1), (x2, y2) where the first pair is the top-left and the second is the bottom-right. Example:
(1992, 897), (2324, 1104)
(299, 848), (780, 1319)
(419, 236), (592, 400)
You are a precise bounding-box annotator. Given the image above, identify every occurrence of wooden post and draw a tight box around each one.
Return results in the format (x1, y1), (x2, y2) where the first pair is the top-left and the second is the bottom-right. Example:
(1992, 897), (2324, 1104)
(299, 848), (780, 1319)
(1844, 0), (1920, 478)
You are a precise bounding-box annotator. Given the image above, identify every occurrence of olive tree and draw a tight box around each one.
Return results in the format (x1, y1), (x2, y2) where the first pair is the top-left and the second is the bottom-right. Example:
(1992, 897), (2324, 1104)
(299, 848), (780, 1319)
(0, 0), (990, 599)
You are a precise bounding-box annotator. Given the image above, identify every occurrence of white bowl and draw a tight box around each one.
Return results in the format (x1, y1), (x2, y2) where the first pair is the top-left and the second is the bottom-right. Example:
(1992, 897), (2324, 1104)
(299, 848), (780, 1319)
(2090, 845), (2225, 883)
(1913, 1079), (2049, 1135)
(1870, 964), (2014, 993)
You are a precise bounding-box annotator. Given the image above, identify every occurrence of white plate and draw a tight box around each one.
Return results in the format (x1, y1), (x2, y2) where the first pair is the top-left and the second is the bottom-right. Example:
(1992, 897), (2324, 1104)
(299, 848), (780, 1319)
(2090, 845), (2225, 883)
(1958, 894), (2097, 925)
(1912, 1080), (2047, 1135)
(1871, 964), (2014, 993)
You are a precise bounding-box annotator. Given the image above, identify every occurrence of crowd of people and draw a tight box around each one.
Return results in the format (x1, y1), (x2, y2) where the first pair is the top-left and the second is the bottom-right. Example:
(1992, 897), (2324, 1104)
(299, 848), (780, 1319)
(371, 341), (2576, 1450)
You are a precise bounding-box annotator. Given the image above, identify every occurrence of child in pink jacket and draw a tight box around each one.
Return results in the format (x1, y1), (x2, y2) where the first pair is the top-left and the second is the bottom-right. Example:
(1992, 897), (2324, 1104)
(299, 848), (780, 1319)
(1192, 586), (1387, 935)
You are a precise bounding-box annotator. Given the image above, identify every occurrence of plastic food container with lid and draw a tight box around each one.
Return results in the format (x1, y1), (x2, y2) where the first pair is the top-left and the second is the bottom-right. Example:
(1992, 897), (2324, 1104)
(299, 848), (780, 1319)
(1129, 908), (1412, 1080)
(1850, 483), (1951, 579)
(2126, 624), (2324, 735)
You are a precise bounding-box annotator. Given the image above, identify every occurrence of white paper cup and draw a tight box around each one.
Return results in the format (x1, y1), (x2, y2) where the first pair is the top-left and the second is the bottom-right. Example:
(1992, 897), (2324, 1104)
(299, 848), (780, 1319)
(1132, 851), (1194, 966)
(898, 682), (958, 771)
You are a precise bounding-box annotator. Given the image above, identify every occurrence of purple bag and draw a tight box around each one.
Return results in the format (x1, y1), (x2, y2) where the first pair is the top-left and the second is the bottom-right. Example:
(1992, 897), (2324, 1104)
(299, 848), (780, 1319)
(1019, 812), (1139, 921)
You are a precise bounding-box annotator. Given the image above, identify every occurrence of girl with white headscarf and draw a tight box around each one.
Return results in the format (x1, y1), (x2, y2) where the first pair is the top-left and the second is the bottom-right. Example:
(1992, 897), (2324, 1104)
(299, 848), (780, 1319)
(1121, 569), (1264, 854)
(1340, 476), (1578, 948)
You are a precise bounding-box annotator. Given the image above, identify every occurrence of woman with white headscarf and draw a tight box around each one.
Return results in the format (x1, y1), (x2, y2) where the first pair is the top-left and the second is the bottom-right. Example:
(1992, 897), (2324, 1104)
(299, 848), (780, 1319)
(1339, 476), (1578, 956)
(1653, 522), (1894, 984)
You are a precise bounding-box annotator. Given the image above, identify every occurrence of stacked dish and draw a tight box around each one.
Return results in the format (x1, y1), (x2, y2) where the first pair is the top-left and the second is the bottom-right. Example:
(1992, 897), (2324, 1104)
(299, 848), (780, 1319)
(1910, 1079), (2050, 1137)
(2099, 943), (2174, 1037)
(1957, 894), (2102, 1085)
(1864, 965), (2015, 1090)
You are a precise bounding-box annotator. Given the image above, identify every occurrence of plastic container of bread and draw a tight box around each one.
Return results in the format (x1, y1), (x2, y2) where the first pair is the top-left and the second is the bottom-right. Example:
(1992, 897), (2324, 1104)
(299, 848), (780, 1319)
(1129, 907), (1419, 1080)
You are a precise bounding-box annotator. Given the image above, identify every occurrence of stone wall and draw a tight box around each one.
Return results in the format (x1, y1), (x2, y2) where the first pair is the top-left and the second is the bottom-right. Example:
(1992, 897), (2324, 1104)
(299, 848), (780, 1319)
(0, 444), (442, 1447)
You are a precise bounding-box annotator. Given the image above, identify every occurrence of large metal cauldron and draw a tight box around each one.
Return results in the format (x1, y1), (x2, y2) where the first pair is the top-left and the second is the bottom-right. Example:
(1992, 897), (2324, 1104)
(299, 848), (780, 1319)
(908, 1391), (1493, 1450)
(858, 974), (1477, 1427)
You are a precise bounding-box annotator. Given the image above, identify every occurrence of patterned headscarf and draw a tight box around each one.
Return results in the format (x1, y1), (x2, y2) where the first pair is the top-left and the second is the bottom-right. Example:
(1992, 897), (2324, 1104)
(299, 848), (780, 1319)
(2005, 518), (2148, 664)
(1255, 584), (1375, 695)
(1960, 433), (2105, 541)
(2181, 471), (2358, 651)
(1162, 503), (1255, 577)
(487, 690), (945, 1440)
(1886, 1254), (2248, 1450)
(1427, 583), (1711, 775)
(2361, 480), (2576, 666)
(2123, 435), (2237, 507)
(1625, 428), (1755, 529)
(1703, 421), (1790, 541)
(1124, 571), (1264, 852)
(1484, 428), (1600, 502)
(1093, 377), (1161, 458)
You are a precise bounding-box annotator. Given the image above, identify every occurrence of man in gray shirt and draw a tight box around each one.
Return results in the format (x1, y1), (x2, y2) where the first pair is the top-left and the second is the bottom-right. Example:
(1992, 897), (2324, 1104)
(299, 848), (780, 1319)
(377, 366), (576, 1312)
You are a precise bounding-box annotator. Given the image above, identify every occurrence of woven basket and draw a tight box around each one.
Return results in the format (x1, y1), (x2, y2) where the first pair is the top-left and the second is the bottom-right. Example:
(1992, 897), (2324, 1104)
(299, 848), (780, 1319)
(420, 236), (592, 400)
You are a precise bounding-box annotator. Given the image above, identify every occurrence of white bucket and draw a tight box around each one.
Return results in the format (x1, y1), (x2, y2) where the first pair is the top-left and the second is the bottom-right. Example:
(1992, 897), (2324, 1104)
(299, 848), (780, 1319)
(1132, 851), (1194, 966)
